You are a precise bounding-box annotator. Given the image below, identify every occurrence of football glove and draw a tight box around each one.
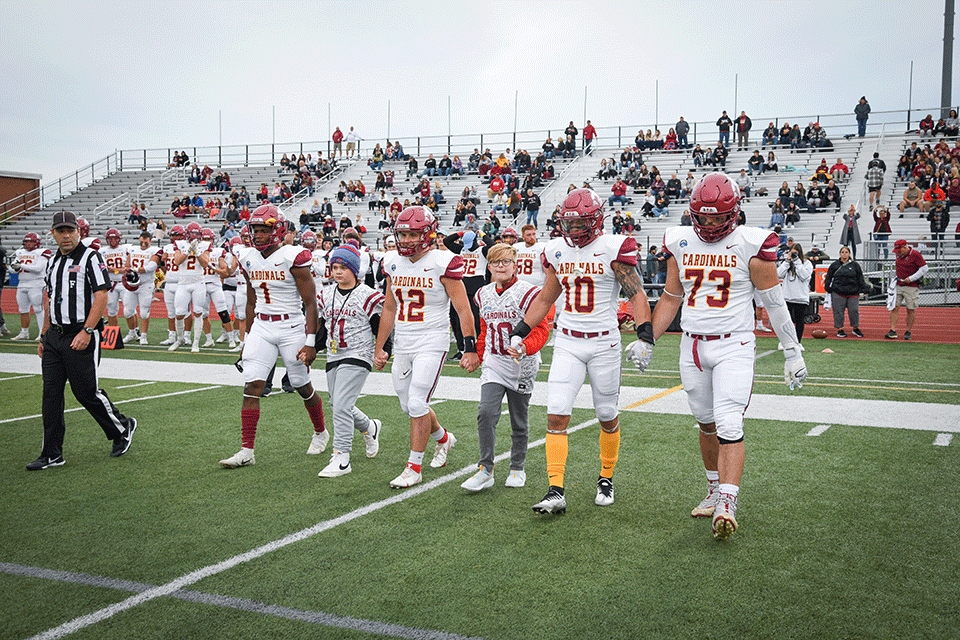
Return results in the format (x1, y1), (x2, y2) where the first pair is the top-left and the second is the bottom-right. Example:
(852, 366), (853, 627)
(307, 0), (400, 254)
(625, 340), (654, 374)
(189, 239), (199, 254)
(783, 347), (807, 390)
(10, 261), (21, 273)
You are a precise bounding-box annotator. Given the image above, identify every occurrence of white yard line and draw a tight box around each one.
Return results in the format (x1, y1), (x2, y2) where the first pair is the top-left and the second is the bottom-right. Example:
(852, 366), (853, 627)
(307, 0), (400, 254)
(807, 424), (832, 436)
(0, 373), (37, 382)
(114, 381), (158, 389)
(933, 433), (954, 446)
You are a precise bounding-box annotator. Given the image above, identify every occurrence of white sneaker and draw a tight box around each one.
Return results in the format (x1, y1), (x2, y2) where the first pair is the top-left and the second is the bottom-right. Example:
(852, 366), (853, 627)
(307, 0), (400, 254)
(122, 330), (138, 343)
(159, 335), (176, 346)
(712, 492), (739, 540)
(306, 430), (330, 455)
(691, 483), (719, 517)
(167, 337), (184, 351)
(229, 340), (244, 353)
(389, 465), (422, 488)
(216, 333), (228, 344)
(228, 338), (237, 348)
(139, 335), (148, 345)
(364, 419), (381, 458)
(191, 340), (200, 353)
(461, 466), (494, 492)
(505, 469), (526, 488)
(317, 451), (351, 477)
(219, 448), (255, 468)
(429, 431), (456, 468)
(202, 337), (215, 347)
(595, 476), (615, 506)
(11, 330), (29, 341)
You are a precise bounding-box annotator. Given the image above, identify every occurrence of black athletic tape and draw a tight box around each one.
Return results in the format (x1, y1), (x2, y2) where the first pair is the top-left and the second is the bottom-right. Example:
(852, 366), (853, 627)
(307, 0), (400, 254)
(636, 321), (654, 345)
(509, 320), (531, 340)
(463, 336), (477, 353)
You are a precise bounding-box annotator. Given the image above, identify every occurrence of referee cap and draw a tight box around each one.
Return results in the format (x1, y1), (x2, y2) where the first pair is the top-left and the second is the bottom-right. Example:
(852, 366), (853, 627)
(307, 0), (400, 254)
(51, 211), (79, 229)
(329, 245), (361, 277)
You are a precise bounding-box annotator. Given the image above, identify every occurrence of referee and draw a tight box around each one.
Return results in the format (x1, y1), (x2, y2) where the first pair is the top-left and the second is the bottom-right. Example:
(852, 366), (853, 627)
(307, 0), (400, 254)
(26, 211), (137, 470)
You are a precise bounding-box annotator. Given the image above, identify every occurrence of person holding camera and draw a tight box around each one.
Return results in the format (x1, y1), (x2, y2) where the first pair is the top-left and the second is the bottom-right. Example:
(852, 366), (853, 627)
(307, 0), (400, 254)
(777, 243), (813, 344)
(823, 246), (869, 338)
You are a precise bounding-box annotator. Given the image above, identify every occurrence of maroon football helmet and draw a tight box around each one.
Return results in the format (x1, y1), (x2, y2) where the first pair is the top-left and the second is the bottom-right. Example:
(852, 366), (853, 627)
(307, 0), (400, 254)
(689, 173), (741, 244)
(558, 188), (605, 248)
(301, 230), (318, 250)
(23, 232), (40, 251)
(200, 228), (216, 244)
(393, 206), (437, 257)
(501, 227), (519, 244)
(77, 217), (91, 238)
(105, 228), (122, 249)
(169, 225), (186, 241)
(248, 204), (286, 251)
(185, 222), (203, 241)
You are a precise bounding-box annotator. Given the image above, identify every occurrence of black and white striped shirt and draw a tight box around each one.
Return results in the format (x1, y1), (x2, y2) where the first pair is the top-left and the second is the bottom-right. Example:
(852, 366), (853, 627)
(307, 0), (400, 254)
(45, 243), (110, 326)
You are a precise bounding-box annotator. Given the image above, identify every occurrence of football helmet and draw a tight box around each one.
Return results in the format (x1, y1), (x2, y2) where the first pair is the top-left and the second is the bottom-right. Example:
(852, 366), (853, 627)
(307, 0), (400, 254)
(122, 268), (141, 292)
(393, 206), (437, 257)
(105, 228), (122, 248)
(301, 230), (318, 250)
(200, 228), (216, 244)
(501, 227), (519, 243)
(558, 188), (605, 248)
(169, 224), (186, 241)
(22, 232), (40, 251)
(248, 204), (286, 251)
(689, 173), (741, 244)
(185, 222), (203, 241)
(239, 225), (253, 247)
(77, 217), (90, 238)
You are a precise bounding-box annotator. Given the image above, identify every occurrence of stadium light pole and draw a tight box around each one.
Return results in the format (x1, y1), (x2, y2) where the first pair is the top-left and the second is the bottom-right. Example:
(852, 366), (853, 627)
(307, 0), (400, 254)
(943, 0), (955, 119)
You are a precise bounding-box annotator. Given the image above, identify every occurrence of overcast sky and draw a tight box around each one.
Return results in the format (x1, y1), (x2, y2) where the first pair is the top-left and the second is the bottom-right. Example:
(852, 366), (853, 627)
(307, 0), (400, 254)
(0, 0), (954, 186)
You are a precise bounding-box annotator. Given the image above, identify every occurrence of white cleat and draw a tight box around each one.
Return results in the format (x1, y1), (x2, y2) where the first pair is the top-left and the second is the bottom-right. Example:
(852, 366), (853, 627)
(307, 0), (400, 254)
(159, 336), (176, 346)
(11, 330), (29, 341)
(219, 448), (255, 469)
(306, 430), (330, 455)
(389, 465), (422, 489)
(216, 333), (228, 343)
(691, 483), (719, 518)
(202, 337), (215, 348)
(228, 339), (237, 349)
(167, 338), (184, 351)
(595, 477), (615, 506)
(505, 469), (527, 488)
(712, 492), (739, 540)
(364, 419), (381, 458)
(229, 341), (244, 353)
(461, 466), (495, 492)
(122, 331), (139, 343)
(532, 487), (566, 514)
(191, 341), (200, 353)
(139, 335), (149, 345)
(317, 451), (351, 477)
(429, 431), (456, 468)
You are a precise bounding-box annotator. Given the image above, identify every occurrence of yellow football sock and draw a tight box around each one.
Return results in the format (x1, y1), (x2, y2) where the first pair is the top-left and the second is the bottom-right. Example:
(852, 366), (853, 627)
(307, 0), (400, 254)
(599, 428), (620, 479)
(545, 431), (568, 488)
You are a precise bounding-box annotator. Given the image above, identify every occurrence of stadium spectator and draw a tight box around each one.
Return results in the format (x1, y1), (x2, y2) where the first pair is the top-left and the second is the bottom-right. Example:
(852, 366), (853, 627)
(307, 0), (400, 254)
(438, 154), (452, 177)
(769, 199), (786, 229)
(735, 111), (752, 150)
(652, 192), (669, 219)
(664, 128), (678, 151)
(840, 205), (862, 259)
(583, 120), (597, 153)
(716, 110), (732, 146)
(899, 181), (924, 214)
(824, 246), (868, 338)
(747, 150), (762, 175)
(332, 127), (344, 158)
(924, 182), (946, 206)
(873, 205), (892, 260)
(712, 143), (728, 168)
(927, 200), (950, 255)
(666, 173), (682, 200)
(830, 159), (849, 182)
(761, 123), (778, 148)
(823, 180), (842, 212)
(564, 121), (578, 150)
(675, 116), (690, 148)
(866, 160), (885, 209)
(734, 170), (752, 201)
(762, 151), (779, 173)
(693, 144), (707, 168)
(451, 155), (464, 176)
(855, 97), (871, 137)
(945, 109), (959, 137)
(918, 114), (935, 139)
(525, 189), (541, 228)
(345, 126), (361, 158)
(609, 179), (628, 207)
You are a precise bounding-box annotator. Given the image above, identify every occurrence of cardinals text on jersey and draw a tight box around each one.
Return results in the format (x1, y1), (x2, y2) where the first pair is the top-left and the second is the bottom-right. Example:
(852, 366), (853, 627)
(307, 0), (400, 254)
(239, 244), (313, 318)
(475, 279), (541, 393)
(383, 250), (464, 354)
(14, 247), (52, 287)
(319, 283), (385, 366)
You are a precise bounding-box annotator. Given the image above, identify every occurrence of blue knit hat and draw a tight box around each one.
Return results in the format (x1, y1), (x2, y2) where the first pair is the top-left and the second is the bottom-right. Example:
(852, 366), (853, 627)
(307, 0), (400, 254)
(329, 245), (361, 277)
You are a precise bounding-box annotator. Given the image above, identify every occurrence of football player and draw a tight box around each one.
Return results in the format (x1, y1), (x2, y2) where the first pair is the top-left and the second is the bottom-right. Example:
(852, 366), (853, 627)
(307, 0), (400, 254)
(220, 236), (247, 350)
(651, 173), (808, 540)
(122, 231), (161, 344)
(374, 206), (479, 488)
(169, 222), (209, 353)
(11, 232), (51, 340)
(101, 228), (127, 327)
(159, 224), (188, 346)
(315, 245), (387, 477)
(461, 242), (550, 492)
(507, 188), (654, 514)
(515, 224), (548, 287)
(77, 217), (101, 250)
(219, 205), (327, 469)
(199, 228), (236, 348)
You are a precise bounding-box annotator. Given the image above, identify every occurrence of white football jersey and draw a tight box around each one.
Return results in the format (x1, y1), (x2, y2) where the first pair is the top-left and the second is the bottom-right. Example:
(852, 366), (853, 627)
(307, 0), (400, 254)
(161, 243), (180, 284)
(475, 279), (542, 393)
(383, 249), (464, 354)
(542, 234), (638, 334)
(319, 283), (385, 366)
(310, 248), (331, 291)
(662, 225), (779, 335)
(204, 247), (226, 285)
(14, 247), (52, 287)
(127, 245), (161, 281)
(515, 241), (547, 286)
(174, 239), (211, 284)
(100, 244), (128, 283)
(461, 244), (487, 279)
(239, 244), (313, 318)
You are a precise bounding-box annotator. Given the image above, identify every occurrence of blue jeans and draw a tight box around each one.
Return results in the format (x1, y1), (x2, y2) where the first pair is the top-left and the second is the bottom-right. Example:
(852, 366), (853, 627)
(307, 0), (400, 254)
(719, 131), (730, 146)
(609, 195), (626, 206)
(677, 134), (688, 148)
(653, 206), (668, 218)
(874, 233), (889, 259)
(857, 119), (867, 137)
(420, 168), (437, 177)
(526, 209), (539, 228)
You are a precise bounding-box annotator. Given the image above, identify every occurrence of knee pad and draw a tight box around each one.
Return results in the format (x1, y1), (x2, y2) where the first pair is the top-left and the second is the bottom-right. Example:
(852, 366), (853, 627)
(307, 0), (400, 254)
(219, 309), (232, 324)
(596, 403), (619, 423)
(405, 395), (430, 419)
(715, 413), (744, 444)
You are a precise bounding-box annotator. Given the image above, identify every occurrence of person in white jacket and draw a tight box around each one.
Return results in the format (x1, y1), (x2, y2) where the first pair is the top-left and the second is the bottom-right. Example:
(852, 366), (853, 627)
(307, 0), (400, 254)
(777, 242), (813, 345)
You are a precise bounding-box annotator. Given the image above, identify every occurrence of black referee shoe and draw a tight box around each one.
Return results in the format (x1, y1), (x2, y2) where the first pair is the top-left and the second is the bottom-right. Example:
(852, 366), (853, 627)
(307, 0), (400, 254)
(111, 418), (137, 457)
(26, 455), (65, 470)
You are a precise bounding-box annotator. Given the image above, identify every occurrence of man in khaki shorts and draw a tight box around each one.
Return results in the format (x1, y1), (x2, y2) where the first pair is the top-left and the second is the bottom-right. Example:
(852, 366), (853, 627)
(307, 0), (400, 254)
(886, 239), (928, 341)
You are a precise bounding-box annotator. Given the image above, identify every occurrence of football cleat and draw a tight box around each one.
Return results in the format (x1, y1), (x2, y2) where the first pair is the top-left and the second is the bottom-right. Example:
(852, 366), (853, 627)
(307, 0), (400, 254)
(202, 336), (215, 348)
(389, 465), (422, 489)
(228, 338), (237, 349)
(364, 419), (381, 458)
(191, 341), (200, 353)
(461, 466), (494, 492)
(159, 335), (176, 346)
(122, 330), (139, 343)
(429, 431), (456, 468)
(306, 430), (330, 455)
(11, 329), (29, 340)
(317, 451), (352, 477)
(691, 483), (720, 517)
(712, 492), (739, 540)
(230, 340), (244, 353)
(219, 448), (255, 469)
(532, 486), (566, 514)
(216, 333), (228, 343)
(595, 476), (615, 506)
(167, 337), (184, 351)
(505, 469), (527, 488)
(139, 335), (148, 345)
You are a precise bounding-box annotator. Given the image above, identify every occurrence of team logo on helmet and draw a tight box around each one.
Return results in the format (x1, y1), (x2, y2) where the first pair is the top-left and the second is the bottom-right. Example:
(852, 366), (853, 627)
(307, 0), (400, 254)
(248, 204), (286, 251)
(689, 173), (741, 244)
(393, 206), (437, 257)
(558, 188), (605, 248)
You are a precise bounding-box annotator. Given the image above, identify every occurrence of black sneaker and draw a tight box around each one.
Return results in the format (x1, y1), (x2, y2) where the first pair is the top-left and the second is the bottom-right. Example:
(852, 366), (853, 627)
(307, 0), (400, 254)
(836, 329), (847, 338)
(852, 328), (864, 338)
(111, 418), (137, 457)
(261, 386), (273, 397)
(281, 373), (295, 393)
(26, 455), (65, 470)
(904, 331), (912, 340)
(595, 476), (615, 506)
(884, 330), (897, 340)
(532, 486), (566, 514)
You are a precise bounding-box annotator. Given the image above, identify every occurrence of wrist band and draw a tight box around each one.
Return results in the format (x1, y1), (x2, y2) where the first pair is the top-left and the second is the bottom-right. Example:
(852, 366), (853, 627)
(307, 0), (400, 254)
(463, 336), (477, 353)
(636, 321), (655, 345)
(304, 334), (316, 348)
(509, 320), (531, 339)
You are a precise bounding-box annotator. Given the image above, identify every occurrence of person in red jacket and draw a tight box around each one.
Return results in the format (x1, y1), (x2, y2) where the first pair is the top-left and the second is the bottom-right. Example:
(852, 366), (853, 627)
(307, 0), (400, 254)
(609, 178), (628, 207)
(332, 126), (344, 158)
(583, 120), (597, 154)
(830, 159), (849, 182)
(487, 175), (505, 201)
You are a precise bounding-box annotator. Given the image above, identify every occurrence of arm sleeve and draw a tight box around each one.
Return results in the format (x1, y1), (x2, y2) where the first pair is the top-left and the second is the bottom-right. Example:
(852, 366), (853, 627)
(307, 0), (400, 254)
(476, 316), (487, 364)
(523, 314), (551, 356)
(316, 317), (327, 346)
